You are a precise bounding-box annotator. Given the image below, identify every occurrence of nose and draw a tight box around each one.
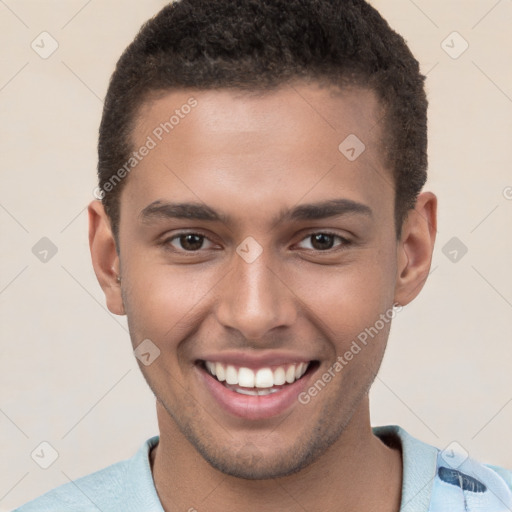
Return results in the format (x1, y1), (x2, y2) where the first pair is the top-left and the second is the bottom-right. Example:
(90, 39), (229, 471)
(214, 248), (297, 341)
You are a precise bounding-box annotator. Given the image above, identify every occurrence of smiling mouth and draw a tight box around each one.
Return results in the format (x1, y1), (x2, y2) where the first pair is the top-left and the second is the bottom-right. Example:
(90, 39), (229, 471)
(200, 360), (319, 396)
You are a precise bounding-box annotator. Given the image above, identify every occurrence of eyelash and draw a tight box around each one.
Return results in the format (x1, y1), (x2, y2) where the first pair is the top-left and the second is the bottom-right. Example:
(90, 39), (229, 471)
(160, 230), (351, 254)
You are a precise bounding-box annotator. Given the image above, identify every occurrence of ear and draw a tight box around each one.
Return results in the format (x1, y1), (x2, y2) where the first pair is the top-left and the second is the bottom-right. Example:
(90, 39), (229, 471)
(88, 200), (125, 315)
(394, 191), (437, 307)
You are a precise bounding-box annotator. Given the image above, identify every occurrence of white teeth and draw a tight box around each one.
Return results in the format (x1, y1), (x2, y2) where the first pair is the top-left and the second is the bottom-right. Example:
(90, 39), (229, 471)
(295, 362), (307, 379)
(273, 367), (286, 386)
(204, 361), (311, 389)
(285, 366), (296, 384)
(206, 361), (216, 375)
(255, 368), (274, 388)
(225, 365), (238, 385)
(226, 385), (280, 396)
(238, 367), (255, 387)
(215, 362), (226, 382)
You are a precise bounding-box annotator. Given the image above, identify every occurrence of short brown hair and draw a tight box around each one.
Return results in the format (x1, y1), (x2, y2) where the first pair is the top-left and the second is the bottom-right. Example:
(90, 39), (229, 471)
(98, 0), (428, 242)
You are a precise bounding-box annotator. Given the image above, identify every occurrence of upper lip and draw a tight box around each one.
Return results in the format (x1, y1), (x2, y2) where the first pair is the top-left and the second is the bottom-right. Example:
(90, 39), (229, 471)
(196, 351), (316, 369)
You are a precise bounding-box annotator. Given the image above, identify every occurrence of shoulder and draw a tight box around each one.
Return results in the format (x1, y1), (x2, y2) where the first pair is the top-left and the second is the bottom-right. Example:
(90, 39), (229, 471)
(373, 425), (512, 512)
(485, 464), (512, 491)
(430, 455), (512, 511)
(13, 459), (129, 511)
(12, 436), (160, 512)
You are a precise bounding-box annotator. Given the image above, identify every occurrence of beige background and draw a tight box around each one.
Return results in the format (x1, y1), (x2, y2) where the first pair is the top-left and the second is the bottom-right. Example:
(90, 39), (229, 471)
(1, 0), (511, 509)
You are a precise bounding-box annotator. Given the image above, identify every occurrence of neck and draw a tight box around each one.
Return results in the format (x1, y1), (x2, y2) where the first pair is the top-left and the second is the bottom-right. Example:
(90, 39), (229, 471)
(151, 397), (402, 512)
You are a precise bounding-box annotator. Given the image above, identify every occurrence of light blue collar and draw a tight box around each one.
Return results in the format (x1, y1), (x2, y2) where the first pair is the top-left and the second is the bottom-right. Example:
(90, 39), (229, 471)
(373, 425), (438, 512)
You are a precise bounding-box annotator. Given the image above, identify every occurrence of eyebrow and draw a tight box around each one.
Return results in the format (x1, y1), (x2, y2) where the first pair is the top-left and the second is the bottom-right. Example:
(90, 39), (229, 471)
(139, 198), (373, 227)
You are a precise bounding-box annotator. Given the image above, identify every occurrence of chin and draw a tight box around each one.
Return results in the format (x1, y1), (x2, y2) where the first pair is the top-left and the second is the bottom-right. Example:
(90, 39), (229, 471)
(200, 447), (313, 480)
(184, 421), (344, 481)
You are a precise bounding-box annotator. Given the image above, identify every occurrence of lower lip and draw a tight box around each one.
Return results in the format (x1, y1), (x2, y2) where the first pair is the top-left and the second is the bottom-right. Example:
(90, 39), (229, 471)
(196, 365), (313, 420)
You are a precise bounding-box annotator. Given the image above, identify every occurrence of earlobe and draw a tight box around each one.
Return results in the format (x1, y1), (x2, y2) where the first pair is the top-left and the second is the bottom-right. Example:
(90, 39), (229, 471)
(88, 200), (125, 315)
(394, 192), (437, 307)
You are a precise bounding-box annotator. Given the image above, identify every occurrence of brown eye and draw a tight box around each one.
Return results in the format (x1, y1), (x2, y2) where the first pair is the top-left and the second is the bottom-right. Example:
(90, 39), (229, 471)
(166, 233), (214, 252)
(179, 234), (204, 251)
(310, 233), (335, 250)
(297, 232), (349, 251)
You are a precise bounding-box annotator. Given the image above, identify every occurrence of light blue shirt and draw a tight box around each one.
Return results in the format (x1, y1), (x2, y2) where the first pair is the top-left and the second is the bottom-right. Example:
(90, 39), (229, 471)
(13, 425), (512, 511)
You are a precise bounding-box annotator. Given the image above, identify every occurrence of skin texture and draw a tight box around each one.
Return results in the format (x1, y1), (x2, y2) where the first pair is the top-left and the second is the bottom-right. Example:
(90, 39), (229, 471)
(88, 82), (437, 512)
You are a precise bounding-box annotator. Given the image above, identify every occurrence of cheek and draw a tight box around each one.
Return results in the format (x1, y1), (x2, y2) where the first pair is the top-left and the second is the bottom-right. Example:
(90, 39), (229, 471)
(305, 264), (396, 391)
(290, 258), (396, 339)
(121, 255), (221, 346)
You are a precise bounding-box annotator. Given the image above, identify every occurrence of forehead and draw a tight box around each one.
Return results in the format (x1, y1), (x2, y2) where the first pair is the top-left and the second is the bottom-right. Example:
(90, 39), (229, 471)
(133, 83), (385, 154)
(123, 83), (393, 228)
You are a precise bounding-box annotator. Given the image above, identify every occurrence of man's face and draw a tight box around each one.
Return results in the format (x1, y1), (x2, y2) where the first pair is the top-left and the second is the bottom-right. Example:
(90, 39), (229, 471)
(116, 83), (401, 478)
